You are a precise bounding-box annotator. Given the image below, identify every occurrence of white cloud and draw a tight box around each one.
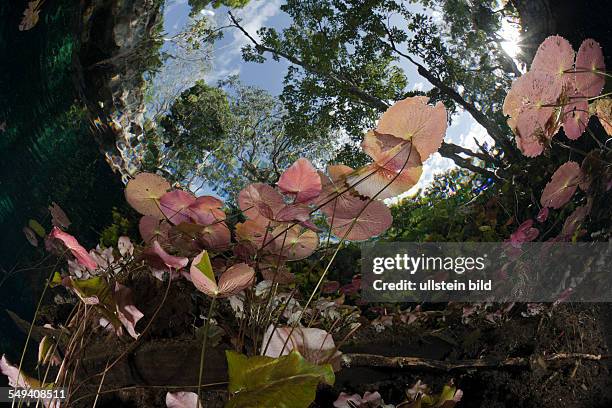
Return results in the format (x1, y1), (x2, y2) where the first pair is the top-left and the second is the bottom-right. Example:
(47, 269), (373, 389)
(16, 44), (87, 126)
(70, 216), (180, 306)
(230, 0), (283, 45)
(412, 82), (425, 91)
(207, 0), (283, 82)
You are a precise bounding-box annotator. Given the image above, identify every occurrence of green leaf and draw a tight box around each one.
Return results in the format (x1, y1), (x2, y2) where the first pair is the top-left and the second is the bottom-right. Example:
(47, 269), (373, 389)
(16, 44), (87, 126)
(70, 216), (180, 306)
(69, 277), (121, 329)
(28, 219), (46, 237)
(435, 383), (458, 407)
(438, 384), (456, 399)
(194, 250), (215, 283)
(196, 324), (224, 347)
(50, 272), (62, 287)
(70, 276), (114, 305)
(225, 350), (335, 408)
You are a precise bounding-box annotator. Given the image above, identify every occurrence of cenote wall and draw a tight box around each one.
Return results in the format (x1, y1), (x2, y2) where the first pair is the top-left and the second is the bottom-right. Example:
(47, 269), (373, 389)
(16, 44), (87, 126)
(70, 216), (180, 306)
(0, 0), (125, 365)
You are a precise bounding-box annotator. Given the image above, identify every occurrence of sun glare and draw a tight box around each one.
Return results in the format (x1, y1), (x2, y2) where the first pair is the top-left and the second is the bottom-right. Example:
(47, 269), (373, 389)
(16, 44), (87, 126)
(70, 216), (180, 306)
(499, 19), (521, 59)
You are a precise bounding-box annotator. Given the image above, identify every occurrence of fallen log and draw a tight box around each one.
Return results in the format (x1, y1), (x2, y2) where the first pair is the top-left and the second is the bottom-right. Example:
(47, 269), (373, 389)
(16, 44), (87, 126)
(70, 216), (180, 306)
(340, 352), (610, 372)
(7, 312), (610, 399)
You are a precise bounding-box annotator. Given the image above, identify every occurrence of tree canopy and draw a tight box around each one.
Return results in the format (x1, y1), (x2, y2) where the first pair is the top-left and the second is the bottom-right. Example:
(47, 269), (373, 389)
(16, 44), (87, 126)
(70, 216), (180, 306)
(232, 0), (524, 173)
(188, 0), (250, 15)
(146, 77), (334, 197)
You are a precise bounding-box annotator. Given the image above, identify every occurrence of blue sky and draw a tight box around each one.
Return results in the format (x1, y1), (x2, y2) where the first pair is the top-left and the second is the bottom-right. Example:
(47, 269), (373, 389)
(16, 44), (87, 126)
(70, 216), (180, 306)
(156, 0), (500, 197)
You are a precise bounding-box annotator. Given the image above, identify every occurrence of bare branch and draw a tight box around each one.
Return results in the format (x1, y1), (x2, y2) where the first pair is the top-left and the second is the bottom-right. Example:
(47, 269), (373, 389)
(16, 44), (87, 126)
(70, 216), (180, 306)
(342, 352), (610, 371)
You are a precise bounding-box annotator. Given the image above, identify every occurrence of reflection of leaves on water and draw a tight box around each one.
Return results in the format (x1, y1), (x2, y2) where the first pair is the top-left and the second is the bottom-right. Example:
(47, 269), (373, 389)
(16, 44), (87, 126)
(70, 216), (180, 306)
(19, 0), (46, 31)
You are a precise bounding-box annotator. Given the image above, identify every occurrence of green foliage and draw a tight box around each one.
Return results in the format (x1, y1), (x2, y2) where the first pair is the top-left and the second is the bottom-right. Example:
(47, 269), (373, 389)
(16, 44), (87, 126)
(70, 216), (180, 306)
(189, 0), (250, 15)
(238, 0), (518, 168)
(242, 0), (409, 163)
(403, 381), (461, 407)
(68, 276), (121, 328)
(194, 250), (215, 282)
(225, 350), (335, 408)
(28, 219), (46, 238)
(408, 0), (519, 121)
(99, 208), (132, 248)
(148, 77), (334, 198)
(157, 80), (232, 181)
(387, 170), (508, 242)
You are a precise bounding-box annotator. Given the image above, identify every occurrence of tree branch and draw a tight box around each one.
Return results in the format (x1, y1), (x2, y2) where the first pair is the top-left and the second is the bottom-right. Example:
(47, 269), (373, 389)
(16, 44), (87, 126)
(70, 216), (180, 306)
(441, 140), (502, 165)
(342, 352), (610, 371)
(380, 25), (518, 159)
(439, 143), (496, 179)
(229, 12), (389, 111)
(229, 12), (501, 173)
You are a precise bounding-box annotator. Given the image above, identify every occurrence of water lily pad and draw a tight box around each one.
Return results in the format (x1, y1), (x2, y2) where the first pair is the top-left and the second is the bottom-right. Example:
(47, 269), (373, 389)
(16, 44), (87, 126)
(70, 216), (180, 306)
(376, 97), (447, 161)
(125, 173), (170, 218)
(540, 161), (581, 209)
(225, 350), (334, 408)
(575, 39), (605, 98)
(277, 158), (322, 203)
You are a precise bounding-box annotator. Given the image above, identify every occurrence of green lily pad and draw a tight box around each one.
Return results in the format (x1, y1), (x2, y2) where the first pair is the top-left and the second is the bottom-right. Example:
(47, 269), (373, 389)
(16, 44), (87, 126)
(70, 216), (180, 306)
(225, 350), (334, 408)
(28, 219), (46, 237)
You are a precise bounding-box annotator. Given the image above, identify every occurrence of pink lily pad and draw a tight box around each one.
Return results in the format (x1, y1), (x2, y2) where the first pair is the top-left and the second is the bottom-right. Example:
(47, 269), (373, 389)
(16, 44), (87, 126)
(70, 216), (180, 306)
(143, 240), (188, 272)
(235, 219), (272, 251)
(347, 163), (423, 200)
(49, 202), (71, 229)
(190, 251), (255, 298)
(515, 127), (545, 158)
(270, 224), (319, 260)
(188, 196), (226, 225)
(1, 354), (39, 389)
(531, 35), (575, 88)
(575, 39), (605, 98)
(238, 183), (285, 224)
(376, 96), (447, 161)
(166, 392), (202, 408)
(514, 71), (563, 150)
(504, 73), (533, 128)
(540, 161), (581, 209)
(262, 326), (342, 369)
(159, 190), (196, 225)
(277, 158), (322, 203)
(362, 131), (423, 171)
(327, 199), (393, 241)
(561, 202), (591, 237)
(562, 90), (589, 140)
(139, 216), (170, 244)
(114, 283), (144, 339)
(199, 222), (231, 251)
(316, 166), (363, 218)
(125, 173), (170, 218)
(275, 203), (311, 222)
(49, 227), (97, 271)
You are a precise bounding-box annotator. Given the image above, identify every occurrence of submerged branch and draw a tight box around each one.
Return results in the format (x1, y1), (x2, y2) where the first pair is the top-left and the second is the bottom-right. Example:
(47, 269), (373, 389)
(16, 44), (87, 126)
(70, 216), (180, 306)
(342, 352), (610, 371)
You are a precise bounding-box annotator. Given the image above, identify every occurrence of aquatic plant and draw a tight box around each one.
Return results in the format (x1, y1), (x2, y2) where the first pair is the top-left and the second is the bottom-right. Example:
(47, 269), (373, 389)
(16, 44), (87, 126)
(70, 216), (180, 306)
(2, 33), (611, 407)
